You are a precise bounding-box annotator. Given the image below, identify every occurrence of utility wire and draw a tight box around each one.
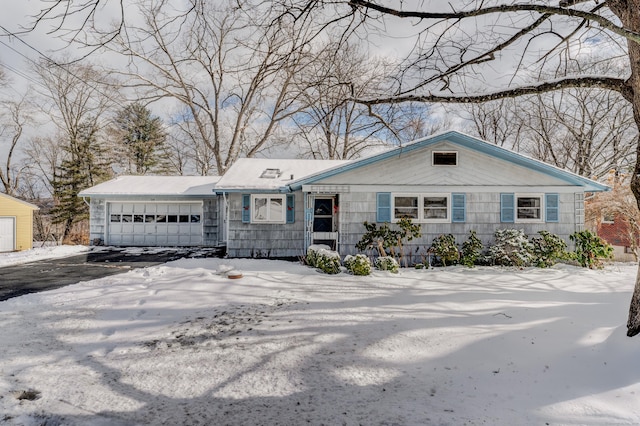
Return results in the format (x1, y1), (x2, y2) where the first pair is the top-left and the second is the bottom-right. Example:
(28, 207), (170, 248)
(0, 25), (125, 108)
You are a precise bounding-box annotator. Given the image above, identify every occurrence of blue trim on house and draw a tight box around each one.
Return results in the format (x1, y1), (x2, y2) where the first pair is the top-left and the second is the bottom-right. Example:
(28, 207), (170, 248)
(214, 188), (289, 194)
(286, 131), (609, 192)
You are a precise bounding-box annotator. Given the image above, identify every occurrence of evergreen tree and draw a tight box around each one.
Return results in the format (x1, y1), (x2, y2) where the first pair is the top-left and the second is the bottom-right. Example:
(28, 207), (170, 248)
(51, 120), (111, 241)
(114, 103), (167, 174)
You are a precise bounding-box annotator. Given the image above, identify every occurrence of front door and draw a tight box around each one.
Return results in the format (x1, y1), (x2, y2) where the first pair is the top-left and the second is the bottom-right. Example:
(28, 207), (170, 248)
(311, 196), (338, 250)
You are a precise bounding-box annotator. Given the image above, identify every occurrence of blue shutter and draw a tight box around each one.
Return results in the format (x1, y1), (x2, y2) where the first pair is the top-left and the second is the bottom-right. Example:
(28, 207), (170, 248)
(241, 194), (251, 223)
(377, 192), (392, 222)
(451, 193), (466, 223)
(500, 193), (515, 223)
(545, 193), (559, 223)
(286, 194), (295, 224)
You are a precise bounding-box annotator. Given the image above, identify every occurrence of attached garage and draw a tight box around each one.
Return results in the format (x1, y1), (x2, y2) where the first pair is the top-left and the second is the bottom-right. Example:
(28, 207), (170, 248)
(107, 202), (203, 246)
(0, 193), (39, 252)
(79, 175), (221, 248)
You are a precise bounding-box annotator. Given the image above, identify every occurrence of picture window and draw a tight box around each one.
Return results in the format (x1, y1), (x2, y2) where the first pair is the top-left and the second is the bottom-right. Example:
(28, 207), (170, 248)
(392, 193), (450, 222)
(252, 195), (286, 223)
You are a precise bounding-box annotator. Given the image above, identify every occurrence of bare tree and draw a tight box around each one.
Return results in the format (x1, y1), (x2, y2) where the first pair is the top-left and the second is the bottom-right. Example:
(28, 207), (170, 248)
(99, 0), (323, 174)
(457, 98), (523, 150)
(290, 40), (397, 159)
(32, 61), (118, 242)
(462, 83), (637, 179)
(0, 96), (32, 195)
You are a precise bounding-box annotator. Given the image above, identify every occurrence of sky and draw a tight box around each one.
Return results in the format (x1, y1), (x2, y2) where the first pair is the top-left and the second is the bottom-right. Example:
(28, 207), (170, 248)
(1, 246), (639, 425)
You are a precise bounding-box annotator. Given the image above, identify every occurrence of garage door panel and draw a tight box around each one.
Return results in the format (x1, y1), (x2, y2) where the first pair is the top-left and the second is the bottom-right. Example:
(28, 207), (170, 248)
(108, 202), (202, 247)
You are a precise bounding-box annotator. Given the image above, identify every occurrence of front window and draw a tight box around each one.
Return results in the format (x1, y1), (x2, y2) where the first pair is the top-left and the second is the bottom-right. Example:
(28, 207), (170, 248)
(252, 195), (285, 223)
(516, 194), (542, 222)
(424, 196), (448, 219)
(393, 193), (450, 222)
(394, 196), (418, 219)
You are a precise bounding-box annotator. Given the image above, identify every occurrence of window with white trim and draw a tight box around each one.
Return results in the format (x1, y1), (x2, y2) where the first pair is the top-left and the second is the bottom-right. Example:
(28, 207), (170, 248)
(392, 193), (450, 222)
(515, 193), (543, 222)
(252, 194), (286, 223)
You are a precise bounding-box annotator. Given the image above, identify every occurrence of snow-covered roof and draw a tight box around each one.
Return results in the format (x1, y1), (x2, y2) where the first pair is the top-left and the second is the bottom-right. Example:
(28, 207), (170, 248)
(288, 130), (610, 192)
(215, 158), (351, 192)
(78, 175), (221, 197)
(0, 192), (39, 210)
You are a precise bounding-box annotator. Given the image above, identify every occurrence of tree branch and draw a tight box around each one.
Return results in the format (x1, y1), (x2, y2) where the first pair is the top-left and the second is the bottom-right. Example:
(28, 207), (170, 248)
(348, 1), (640, 45)
(357, 76), (632, 105)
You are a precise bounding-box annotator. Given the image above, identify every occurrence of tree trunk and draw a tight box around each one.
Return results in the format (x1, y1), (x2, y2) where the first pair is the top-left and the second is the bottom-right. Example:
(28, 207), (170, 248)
(610, 0), (640, 336)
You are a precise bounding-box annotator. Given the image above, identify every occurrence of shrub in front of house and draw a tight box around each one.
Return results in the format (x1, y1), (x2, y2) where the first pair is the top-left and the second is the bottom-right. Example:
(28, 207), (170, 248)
(489, 229), (535, 267)
(531, 230), (569, 268)
(375, 256), (399, 273)
(306, 245), (341, 274)
(430, 233), (460, 266)
(570, 230), (614, 269)
(460, 230), (484, 267)
(344, 254), (372, 276)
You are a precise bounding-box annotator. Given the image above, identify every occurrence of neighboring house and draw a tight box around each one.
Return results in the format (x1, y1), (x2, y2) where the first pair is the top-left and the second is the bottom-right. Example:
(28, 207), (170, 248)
(81, 131), (609, 259)
(0, 193), (39, 252)
(594, 213), (638, 261)
(79, 175), (221, 247)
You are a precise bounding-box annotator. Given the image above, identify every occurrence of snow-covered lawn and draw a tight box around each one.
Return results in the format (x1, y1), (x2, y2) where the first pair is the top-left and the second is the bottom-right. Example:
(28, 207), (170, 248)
(1, 248), (639, 425)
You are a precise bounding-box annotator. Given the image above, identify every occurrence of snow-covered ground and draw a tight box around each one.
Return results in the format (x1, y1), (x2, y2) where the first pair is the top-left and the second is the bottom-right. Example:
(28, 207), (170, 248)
(1, 246), (639, 425)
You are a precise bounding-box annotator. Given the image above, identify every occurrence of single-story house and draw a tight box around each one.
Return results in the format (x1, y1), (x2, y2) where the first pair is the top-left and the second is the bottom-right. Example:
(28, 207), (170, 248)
(81, 131), (609, 259)
(0, 193), (39, 252)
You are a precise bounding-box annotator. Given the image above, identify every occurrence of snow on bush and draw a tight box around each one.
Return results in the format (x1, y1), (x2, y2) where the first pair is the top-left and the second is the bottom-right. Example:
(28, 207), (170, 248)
(489, 229), (535, 267)
(531, 230), (569, 268)
(306, 245), (341, 274)
(344, 254), (372, 276)
(374, 256), (399, 273)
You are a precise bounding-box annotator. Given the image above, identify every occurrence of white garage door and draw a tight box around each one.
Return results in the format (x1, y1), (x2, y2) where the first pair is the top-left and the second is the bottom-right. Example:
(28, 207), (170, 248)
(107, 202), (203, 246)
(0, 217), (15, 252)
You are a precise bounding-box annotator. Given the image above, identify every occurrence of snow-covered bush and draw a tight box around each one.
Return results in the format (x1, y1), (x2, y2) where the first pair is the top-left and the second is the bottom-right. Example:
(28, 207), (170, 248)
(489, 229), (535, 267)
(306, 245), (341, 274)
(430, 234), (460, 266)
(344, 254), (372, 276)
(531, 231), (569, 268)
(375, 256), (399, 273)
(460, 230), (484, 267)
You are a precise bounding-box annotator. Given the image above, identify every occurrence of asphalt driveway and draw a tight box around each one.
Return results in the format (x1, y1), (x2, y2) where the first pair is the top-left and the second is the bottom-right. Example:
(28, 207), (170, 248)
(0, 247), (223, 301)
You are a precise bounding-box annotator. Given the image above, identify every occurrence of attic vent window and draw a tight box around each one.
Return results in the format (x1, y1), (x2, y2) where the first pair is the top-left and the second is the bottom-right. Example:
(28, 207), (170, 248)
(260, 168), (281, 179)
(433, 151), (458, 166)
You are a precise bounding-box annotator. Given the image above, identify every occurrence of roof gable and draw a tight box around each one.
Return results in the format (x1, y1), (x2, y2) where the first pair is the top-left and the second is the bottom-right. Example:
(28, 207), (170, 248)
(288, 131), (609, 192)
